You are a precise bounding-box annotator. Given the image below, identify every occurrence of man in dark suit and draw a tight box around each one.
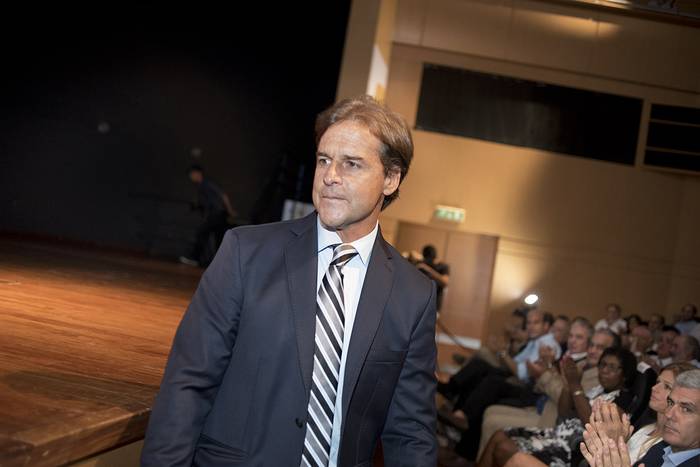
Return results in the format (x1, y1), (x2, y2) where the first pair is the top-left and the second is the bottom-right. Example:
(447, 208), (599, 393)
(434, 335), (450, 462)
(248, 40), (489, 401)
(141, 95), (437, 466)
(633, 369), (700, 467)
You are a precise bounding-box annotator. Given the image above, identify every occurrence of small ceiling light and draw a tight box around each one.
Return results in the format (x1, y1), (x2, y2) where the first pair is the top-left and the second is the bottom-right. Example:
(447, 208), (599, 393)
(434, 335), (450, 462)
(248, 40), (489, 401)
(524, 294), (539, 306)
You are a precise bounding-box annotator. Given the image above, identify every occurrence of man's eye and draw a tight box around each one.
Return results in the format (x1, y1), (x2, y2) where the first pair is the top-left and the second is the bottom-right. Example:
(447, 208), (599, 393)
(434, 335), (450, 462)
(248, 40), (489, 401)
(345, 161), (359, 169)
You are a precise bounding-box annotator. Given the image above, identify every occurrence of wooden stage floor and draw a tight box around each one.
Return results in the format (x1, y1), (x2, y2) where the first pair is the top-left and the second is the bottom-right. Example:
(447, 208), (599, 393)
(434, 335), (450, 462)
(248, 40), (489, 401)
(0, 238), (202, 466)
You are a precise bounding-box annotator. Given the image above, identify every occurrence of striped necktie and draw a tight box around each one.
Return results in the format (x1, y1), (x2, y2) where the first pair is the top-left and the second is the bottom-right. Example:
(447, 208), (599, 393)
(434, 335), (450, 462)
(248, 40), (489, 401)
(301, 244), (358, 467)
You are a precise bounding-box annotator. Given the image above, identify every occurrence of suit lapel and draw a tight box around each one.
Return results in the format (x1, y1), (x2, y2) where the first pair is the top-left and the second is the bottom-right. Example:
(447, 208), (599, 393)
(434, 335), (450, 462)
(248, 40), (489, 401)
(284, 214), (319, 393)
(634, 441), (666, 467)
(341, 234), (394, 419)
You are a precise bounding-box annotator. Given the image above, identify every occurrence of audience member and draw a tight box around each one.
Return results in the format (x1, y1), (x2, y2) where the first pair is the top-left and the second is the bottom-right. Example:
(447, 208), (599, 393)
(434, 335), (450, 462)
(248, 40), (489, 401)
(629, 324), (654, 360)
(672, 334), (700, 367)
(625, 314), (643, 333)
(675, 303), (699, 335)
(595, 304), (627, 335)
(551, 315), (571, 355)
(691, 321), (700, 343)
(646, 326), (681, 372)
(648, 313), (665, 344)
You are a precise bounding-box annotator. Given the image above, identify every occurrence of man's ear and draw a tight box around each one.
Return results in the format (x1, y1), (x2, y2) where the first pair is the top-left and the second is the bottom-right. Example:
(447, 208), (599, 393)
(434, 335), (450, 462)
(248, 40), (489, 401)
(383, 168), (400, 197)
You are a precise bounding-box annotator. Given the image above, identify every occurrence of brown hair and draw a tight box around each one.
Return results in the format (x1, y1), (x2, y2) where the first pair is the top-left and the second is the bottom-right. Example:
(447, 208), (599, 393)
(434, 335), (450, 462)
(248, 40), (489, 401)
(661, 361), (697, 377)
(315, 95), (413, 209)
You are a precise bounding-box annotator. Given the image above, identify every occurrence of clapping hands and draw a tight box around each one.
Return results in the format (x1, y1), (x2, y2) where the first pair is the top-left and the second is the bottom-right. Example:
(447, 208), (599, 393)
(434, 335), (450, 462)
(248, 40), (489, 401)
(579, 401), (638, 467)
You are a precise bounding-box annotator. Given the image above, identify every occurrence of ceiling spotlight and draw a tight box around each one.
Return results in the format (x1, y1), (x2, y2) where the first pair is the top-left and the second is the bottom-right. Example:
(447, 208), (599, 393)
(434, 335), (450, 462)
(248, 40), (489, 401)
(524, 294), (539, 306)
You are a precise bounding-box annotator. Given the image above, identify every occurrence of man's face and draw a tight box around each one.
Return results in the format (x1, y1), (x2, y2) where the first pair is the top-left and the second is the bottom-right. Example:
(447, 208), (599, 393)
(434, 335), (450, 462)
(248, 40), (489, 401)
(587, 332), (614, 366)
(663, 386), (700, 451)
(189, 170), (203, 183)
(567, 323), (590, 355)
(606, 305), (620, 321)
(680, 305), (696, 321)
(526, 311), (548, 339)
(632, 327), (653, 352)
(649, 315), (664, 332)
(312, 120), (399, 242)
(672, 335), (689, 362)
(658, 331), (678, 359)
(552, 319), (570, 346)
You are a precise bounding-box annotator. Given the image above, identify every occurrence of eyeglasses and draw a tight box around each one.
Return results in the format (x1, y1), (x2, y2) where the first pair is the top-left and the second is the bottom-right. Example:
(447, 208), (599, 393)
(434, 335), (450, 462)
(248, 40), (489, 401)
(598, 362), (622, 372)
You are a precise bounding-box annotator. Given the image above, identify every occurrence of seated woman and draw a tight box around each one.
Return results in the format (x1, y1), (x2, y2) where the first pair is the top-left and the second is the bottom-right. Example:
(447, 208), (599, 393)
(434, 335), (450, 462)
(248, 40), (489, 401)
(581, 362), (697, 465)
(477, 347), (638, 467)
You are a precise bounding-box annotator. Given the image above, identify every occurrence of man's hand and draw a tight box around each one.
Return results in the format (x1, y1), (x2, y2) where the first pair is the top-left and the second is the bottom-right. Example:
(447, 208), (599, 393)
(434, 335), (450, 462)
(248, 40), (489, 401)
(560, 356), (581, 388)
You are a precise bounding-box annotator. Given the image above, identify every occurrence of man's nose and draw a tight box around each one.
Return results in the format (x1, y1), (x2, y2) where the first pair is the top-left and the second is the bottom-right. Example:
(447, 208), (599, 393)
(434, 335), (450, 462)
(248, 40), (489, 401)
(666, 403), (677, 419)
(323, 162), (341, 184)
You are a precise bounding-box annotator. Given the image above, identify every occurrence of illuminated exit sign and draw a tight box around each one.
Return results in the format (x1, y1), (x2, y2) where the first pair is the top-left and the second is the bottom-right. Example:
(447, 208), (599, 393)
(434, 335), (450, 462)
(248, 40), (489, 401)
(433, 205), (465, 223)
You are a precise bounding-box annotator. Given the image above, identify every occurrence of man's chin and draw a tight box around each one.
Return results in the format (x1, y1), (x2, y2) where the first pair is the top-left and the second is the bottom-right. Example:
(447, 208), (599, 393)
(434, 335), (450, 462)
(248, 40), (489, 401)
(318, 215), (344, 232)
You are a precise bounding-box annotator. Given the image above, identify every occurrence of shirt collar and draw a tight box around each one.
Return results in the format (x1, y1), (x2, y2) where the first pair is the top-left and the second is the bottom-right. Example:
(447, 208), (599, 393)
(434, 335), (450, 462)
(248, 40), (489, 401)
(317, 218), (378, 266)
(663, 445), (700, 465)
(568, 351), (588, 362)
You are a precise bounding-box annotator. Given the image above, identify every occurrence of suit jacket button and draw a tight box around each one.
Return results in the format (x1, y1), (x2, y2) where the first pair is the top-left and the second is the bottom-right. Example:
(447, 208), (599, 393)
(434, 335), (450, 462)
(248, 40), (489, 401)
(295, 418), (304, 428)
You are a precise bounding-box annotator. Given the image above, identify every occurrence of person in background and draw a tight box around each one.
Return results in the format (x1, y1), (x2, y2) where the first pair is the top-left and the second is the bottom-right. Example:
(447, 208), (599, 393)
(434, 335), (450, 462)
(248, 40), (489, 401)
(414, 244), (450, 312)
(648, 313), (665, 346)
(551, 315), (571, 355)
(595, 303), (627, 335)
(671, 334), (700, 367)
(179, 164), (236, 267)
(645, 325), (681, 372)
(674, 303), (699, 335)
(629, 324), (654, 360)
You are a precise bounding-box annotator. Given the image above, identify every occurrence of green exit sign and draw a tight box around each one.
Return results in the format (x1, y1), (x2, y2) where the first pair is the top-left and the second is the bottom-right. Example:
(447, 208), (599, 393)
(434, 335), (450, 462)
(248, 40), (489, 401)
(433, 205), (465, 223)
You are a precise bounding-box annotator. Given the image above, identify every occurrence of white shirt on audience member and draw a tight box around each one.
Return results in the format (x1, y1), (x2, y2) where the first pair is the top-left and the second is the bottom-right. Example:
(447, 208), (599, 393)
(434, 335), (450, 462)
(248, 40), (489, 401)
(513, 332), (562, 382)
(594, 318), (627, 335)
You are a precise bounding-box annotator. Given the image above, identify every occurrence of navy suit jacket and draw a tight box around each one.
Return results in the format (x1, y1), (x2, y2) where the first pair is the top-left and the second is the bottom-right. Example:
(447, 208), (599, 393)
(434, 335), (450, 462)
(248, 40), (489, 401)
(141, 213), (438, 466)
(634, 441), (700, 467)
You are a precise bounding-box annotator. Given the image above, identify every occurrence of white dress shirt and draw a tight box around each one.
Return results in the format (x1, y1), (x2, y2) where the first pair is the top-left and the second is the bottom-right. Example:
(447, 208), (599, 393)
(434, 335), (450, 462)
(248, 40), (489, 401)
(316, 218), (378, 467)
(513, 332), (562, 381)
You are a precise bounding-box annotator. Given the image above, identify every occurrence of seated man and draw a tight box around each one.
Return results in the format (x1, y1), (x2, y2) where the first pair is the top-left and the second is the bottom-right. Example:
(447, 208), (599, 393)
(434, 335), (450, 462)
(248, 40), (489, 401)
(477, 325), (617, 458)
(551, 315), (571, 355)
(630, 323), (654, 360)
(674, 303), (699, 335)
(672, 334), (700, 367)
(645, 325), (680, 372)
(438, 309), (561, 461)
(438, 309), (559, 403)
(595, 303), (627, 335)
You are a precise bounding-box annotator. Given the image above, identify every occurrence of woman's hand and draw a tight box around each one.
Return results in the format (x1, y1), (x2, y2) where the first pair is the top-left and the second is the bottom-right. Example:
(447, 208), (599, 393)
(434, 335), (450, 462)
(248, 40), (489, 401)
(591, 401), (634, 443)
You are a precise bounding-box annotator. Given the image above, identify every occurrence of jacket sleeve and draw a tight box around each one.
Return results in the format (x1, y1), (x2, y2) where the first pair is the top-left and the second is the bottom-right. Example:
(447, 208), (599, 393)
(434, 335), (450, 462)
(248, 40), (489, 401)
(381, 282), (438, 467)
(141, 230), (244, 466)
